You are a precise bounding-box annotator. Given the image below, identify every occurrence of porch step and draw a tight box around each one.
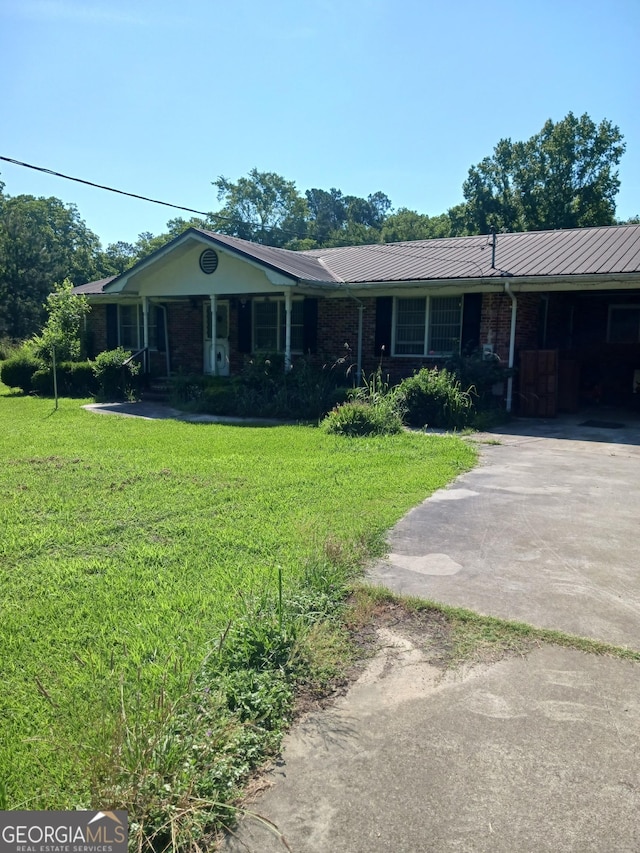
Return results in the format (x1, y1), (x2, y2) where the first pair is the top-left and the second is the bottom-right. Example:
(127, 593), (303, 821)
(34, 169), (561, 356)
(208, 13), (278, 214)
(141, 378), (171, 403)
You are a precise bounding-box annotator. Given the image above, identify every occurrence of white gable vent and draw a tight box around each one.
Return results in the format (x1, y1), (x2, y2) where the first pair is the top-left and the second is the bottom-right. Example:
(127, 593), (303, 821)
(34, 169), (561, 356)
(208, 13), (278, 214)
(199, 249), (219, 274)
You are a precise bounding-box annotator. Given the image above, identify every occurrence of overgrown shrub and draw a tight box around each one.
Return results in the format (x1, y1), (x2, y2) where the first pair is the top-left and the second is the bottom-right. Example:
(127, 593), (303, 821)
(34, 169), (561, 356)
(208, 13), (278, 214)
(169, 355), (349, 421)
(321, 400), (403, 436)
(446, 349), (512, 411)
(398, 367), (474, 429)
(92, 348), (140, 400)
(31, 361), (97, 397)
(0, 348), (41, 393)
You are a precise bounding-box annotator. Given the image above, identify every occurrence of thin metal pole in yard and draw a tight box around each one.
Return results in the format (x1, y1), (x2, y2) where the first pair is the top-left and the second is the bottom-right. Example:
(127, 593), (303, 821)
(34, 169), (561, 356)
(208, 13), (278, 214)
(52, 346), (59, 410)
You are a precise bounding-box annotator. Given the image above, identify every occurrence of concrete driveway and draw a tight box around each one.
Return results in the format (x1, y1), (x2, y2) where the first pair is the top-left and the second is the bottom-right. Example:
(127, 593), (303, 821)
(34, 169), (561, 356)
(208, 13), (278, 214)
(222, 412), (640, 853)
(369, 411), (640, 650)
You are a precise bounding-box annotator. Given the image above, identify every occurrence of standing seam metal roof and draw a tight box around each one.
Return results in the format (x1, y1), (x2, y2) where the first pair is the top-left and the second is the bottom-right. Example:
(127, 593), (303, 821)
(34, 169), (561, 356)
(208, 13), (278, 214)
(74, 225), (640, 294)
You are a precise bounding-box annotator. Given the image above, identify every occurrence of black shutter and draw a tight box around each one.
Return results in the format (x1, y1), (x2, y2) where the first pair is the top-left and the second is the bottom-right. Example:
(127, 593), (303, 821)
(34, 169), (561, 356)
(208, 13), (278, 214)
(106, 304), (118, 349)
(374, 296), (393, 357)
(156, 306), (166, 353)
(460, 293), (482, 354)
(302, 298), (318, 354)
(237, 300), (252, 353)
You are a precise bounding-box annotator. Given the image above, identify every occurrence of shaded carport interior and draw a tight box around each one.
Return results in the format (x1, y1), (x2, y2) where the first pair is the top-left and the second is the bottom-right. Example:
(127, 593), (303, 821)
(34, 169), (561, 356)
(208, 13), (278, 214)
(542, 289), (640, 411)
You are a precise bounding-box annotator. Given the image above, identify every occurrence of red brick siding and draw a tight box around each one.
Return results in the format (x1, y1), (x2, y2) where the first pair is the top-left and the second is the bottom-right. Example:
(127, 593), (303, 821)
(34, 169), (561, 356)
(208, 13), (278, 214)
(87, 304), (108, 356)
(167, 301), (203, 373)
(480, 293), (541, 362)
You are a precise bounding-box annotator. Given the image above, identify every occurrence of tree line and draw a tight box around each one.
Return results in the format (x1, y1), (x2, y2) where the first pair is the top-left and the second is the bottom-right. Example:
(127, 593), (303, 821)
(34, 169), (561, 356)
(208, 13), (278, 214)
(0, 112), (631, 339)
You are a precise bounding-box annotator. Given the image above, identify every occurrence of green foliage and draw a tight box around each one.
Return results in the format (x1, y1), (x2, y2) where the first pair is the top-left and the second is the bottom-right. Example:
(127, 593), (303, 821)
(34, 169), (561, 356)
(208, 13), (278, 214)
(305, 187), (392, 247)
(101, 218), (211, 274)
(462, 111), (626, 234)
(445, 349), (513, 411)
(381, 208), (452, 242)
(321, 400), (404, 436)
(0, 336), (19, 361)
(31, 278), (90, 362)
(0, 395), (476, 847)
(322, 367), (406, 436)
(170, 354), (350, 421)
(398, 367), (474, 429)
(92, 347), (140, 400)
(211, 168), (309, 247)
(31, 361), (97, 397)
(0, 346), (41, 392)
(0, 192), (103, 338)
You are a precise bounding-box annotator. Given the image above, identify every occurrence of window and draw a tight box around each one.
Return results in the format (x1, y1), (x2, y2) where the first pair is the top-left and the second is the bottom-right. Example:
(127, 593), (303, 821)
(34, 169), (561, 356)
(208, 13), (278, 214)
(118, 304), (158, 350)
(608, 305), (640, 343)
(393, 296), (462, 356)
(253, 300), (304, 352)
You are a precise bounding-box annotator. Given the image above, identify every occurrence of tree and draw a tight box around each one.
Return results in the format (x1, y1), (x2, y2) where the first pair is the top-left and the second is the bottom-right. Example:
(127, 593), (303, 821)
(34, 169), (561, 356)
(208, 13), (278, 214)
(304, 187), (392, 247)
(305, 187), (348, 245)
(210, 169), (308, 247)
(101, 216), (211, 275)
(32, 278), (90, 361)
(0, 192), (103, 338)
(381, 208), (452, 242)
(462, 112), (626, 234)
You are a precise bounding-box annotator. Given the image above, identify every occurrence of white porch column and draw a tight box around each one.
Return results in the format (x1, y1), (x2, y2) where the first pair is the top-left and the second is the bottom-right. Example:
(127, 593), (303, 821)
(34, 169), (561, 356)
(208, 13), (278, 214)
(142, 296), (150, 373)
(210, 295), (217, 376)
(284, 288), (292, 371)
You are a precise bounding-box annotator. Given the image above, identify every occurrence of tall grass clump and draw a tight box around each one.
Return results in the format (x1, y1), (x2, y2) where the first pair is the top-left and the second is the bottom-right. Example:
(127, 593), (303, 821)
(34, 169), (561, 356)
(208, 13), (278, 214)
(322, 367), (404, 436)
(398, 367), (474, 430)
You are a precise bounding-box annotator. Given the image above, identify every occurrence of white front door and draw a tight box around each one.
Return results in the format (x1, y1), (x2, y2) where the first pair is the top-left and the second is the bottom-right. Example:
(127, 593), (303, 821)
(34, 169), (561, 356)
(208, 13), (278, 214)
(204, 301), (230, 376)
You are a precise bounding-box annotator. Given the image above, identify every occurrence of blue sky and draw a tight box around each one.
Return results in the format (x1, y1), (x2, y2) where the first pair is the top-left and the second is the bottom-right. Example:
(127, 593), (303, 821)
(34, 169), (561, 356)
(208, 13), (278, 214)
(1, 0), (639, 247)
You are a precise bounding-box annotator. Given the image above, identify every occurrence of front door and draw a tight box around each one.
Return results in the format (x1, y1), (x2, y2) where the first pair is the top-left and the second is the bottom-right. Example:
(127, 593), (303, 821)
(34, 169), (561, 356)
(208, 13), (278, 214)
(204, 301), (230, 376)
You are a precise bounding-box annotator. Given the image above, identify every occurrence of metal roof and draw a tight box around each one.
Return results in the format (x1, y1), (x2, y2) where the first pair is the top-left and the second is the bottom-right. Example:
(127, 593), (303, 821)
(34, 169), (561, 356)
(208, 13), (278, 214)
(195, 230), (342, 283)
(75, 224), (640, 294)
(301, 225), (640, 283)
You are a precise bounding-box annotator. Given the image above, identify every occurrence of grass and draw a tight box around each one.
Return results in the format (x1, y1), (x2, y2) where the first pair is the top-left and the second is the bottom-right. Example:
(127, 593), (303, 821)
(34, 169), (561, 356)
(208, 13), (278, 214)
(0, 388), (476, 847)
(348, 586), (640, 666)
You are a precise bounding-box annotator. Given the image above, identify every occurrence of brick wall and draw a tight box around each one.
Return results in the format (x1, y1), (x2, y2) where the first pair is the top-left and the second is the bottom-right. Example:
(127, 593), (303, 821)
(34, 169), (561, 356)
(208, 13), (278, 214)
(87, 304), (108, 356)
(316, 297), (376, 370)
(480, 293), (541, 362)
(167, 301), (203, 373)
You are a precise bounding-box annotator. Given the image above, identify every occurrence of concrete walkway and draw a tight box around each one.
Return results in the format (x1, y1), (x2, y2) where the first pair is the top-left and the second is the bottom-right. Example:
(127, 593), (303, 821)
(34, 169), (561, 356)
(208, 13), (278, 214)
(221, 412), (640, 853)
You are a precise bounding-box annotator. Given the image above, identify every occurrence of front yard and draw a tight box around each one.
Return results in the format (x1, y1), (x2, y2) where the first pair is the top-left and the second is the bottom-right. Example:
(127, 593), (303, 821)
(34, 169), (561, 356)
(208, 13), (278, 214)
(0, 390), (475, 847)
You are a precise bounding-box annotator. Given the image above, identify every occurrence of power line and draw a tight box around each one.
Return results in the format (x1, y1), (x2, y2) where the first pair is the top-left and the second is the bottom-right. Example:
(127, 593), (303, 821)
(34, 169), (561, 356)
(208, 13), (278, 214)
(0, 155), (498, 274)
(0, 155), (214, 218)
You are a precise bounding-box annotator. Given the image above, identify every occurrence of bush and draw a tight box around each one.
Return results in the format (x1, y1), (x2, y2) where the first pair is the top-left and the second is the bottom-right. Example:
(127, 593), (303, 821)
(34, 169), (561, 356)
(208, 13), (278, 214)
(445, 349), (512, 411)
(321, 400), (403, 436)
(31, 361), (97, 397)
(92, 348), (140, 400)
(0, 349), (41, 393)
(169, 355), (350, 421)
(398, 367), (474, 430)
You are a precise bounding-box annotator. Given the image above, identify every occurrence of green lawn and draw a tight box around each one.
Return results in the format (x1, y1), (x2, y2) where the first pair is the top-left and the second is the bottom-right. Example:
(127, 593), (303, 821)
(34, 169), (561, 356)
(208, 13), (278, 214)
(0, 392), (475, 840)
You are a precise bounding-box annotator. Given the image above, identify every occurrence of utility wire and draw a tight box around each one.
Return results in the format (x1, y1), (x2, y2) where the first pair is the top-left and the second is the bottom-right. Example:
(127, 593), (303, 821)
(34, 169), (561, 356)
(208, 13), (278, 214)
(0, 155), (215, 218)
(1, 155), (499, 273)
